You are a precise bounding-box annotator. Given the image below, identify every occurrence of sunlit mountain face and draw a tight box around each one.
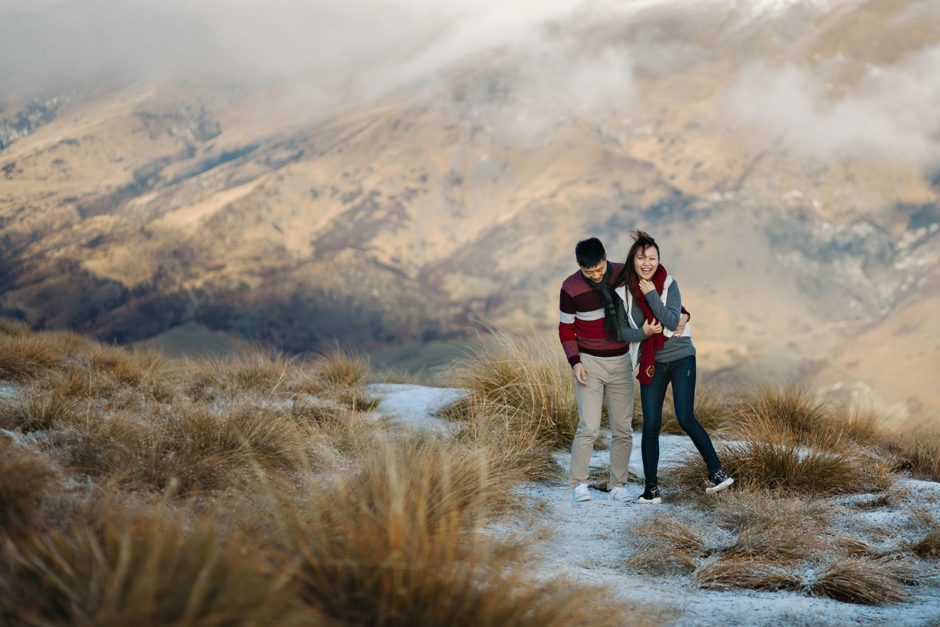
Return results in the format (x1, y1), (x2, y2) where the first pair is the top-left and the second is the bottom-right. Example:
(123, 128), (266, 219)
(1, 0), (938, 416)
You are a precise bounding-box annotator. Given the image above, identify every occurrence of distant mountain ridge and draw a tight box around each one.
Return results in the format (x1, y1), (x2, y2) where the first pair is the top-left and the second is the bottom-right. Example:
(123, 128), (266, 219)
(1, 0), (938, 416)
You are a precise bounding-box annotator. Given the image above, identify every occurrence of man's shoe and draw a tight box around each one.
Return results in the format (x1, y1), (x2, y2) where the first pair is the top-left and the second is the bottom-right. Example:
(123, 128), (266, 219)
(637, 486), (661, 504)
(609, 486), (630, 501)
(706, 469), (734, 494)
(572, 484), (591, 502)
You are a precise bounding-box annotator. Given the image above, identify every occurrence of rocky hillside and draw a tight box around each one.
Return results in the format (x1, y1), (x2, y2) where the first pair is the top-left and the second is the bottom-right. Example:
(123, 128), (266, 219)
(1, 0), (938, 415)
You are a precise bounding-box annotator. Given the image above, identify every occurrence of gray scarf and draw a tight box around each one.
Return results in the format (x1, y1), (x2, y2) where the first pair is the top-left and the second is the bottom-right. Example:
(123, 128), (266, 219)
(583, 263), (628, 342)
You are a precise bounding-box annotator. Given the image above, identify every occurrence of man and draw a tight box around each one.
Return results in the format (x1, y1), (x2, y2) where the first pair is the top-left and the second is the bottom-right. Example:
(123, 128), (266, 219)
(558, 237), (687, 502)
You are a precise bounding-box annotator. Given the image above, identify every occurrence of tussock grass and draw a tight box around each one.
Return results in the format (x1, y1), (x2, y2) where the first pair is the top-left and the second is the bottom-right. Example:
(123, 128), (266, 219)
(810, 558), (908, 605)
(449, 396), (560, 482)
(286, 437), (656, 626)
(182, 348), (295, 398)
(626, 513), (707, 576)
(907, 518), (940, 559)
(0, 335), (63, 382)
(55, 402), (314, 495)
(0, 509), (302, 626)
(723, 386), (940, 482)
(733, 438), (889, 495)
(316, 346), (371, 388)
(724, 385), (831, 442)
(670, 435), (890, 498)
(0, 438), (60, 536)
(2, 322), (935, 619)
(0, 388), (82, 432)
(0, 317), (31, 336)
(883, 425), (940, 482)
(448, 329), (578, 448)
(723, 503), (826, 564)
(694, 558), (802, 592)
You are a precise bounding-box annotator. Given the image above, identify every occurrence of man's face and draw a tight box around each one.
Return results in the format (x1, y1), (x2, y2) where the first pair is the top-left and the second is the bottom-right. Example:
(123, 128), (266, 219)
(580, 257), (608, 283)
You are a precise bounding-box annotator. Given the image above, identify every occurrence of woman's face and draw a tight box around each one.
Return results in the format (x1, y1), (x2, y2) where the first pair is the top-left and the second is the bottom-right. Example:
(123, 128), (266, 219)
(634, 245), (659, 281)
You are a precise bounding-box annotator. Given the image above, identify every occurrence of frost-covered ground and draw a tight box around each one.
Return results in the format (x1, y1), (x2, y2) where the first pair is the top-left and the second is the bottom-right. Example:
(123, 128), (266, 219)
(370, 383), (940, 627)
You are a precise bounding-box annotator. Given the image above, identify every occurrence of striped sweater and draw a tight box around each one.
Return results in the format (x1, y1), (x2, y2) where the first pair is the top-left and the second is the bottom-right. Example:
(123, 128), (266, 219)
(558, 262), (630, 366)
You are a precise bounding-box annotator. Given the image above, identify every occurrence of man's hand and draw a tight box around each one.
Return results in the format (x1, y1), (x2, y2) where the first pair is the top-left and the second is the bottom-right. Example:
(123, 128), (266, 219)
(642, 319), (663, 336)
(573, 363), (588, 386)
(675, 312), (690, 337)
(638, 278), (656, 294)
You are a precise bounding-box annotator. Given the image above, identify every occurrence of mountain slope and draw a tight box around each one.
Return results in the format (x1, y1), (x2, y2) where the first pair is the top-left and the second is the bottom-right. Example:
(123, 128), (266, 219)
(1, 0), (938, 415)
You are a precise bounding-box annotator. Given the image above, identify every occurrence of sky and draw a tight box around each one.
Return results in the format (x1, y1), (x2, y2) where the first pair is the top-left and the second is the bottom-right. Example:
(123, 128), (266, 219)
(1, 0), (939, 168)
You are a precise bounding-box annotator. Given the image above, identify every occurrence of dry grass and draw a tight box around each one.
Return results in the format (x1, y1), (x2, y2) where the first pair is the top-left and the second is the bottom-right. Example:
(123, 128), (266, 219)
(810, 558), (909, 605)
(0, 317), (32, 336)
(447, 329), (578, 448)
(55, 403), (316, 495)
(2, 322), (935, 620)
(723, 385), (831, 442)
(722, 503), (827, 564)
(448, 396), (560, 482)
(882, 426), (940, 482)
(316, 346), (371, 388)
(0, 438), (60, 536)
(181, 348), (295, 399)
(724, 386), (940, 483)
(669, 434), (891, 498)
(0, 508), (303, 626)
(0, 335), (63, 382)
(285, 437), (659, 626)
(694, 558), (803, 592)
(626, 512), (707, 576)
(0, 388), (82, 432)
(906, 516), (940, 559)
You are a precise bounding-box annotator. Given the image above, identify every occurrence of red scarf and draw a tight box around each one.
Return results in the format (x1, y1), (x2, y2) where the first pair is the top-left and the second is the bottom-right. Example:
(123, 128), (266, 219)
(630, 265), (668, 384)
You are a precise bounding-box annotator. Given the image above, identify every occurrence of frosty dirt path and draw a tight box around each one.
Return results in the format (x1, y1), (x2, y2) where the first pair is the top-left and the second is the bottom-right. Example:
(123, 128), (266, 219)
(370, 384), (940, 626)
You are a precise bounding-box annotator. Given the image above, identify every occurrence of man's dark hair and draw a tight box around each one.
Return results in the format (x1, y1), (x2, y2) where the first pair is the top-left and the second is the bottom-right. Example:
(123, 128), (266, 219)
(575, 237), (606, 268)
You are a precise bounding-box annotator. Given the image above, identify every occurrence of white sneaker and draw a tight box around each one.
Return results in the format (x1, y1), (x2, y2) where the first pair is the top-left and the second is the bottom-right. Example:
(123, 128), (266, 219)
(572, 484), (591, 502)
(609, 486), (630, 501)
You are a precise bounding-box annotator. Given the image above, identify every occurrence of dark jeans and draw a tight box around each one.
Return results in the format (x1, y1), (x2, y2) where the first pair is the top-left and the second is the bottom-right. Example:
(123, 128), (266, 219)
(639, 354), (721, 488)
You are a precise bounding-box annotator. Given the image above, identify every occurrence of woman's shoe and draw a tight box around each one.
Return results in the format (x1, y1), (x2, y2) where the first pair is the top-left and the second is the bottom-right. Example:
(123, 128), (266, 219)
(637, 486), (662, 504)
(706, 469), (734, 493)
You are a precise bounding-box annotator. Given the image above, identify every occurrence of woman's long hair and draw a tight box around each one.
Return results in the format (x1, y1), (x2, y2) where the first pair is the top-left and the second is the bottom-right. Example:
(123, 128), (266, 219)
(614, 230), (660, 290)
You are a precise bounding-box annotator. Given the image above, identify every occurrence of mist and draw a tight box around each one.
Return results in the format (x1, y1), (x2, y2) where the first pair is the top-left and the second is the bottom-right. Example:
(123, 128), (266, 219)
(1, 0), (939, 166)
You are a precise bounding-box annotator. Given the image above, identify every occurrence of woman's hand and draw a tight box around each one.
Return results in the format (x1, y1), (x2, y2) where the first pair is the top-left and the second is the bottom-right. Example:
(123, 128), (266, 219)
(638, 278), (656, 294)
(642, 319), (663, 336)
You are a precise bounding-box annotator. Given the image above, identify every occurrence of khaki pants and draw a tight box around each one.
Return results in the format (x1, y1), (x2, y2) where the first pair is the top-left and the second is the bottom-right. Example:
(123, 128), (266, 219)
(569, 353), (634, 488)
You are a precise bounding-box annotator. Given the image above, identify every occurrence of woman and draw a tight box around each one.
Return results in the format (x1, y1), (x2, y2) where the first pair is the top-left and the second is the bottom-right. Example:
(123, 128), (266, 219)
(615, 230), (733, 503)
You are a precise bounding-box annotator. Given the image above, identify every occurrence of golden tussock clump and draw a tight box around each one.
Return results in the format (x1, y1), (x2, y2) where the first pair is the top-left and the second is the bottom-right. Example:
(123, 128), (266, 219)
(626, 512), (707, 576)
(0, 507), (304, 626)
(447, 329), (579, 448)
(0, 437), (61, 537)
(694, 558), (803, 592)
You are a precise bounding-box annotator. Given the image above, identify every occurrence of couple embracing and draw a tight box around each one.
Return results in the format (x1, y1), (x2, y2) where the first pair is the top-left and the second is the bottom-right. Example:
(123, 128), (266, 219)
(558, 231), (734, 504)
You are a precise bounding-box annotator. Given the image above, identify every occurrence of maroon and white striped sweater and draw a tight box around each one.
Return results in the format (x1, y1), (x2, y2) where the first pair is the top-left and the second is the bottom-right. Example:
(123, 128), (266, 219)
(558, 262), (629, 367)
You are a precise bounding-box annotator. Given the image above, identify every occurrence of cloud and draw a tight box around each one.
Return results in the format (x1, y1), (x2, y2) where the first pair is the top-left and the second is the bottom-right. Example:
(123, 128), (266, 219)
(1, 0), (938, 165)
(726, 46), (940, 167)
